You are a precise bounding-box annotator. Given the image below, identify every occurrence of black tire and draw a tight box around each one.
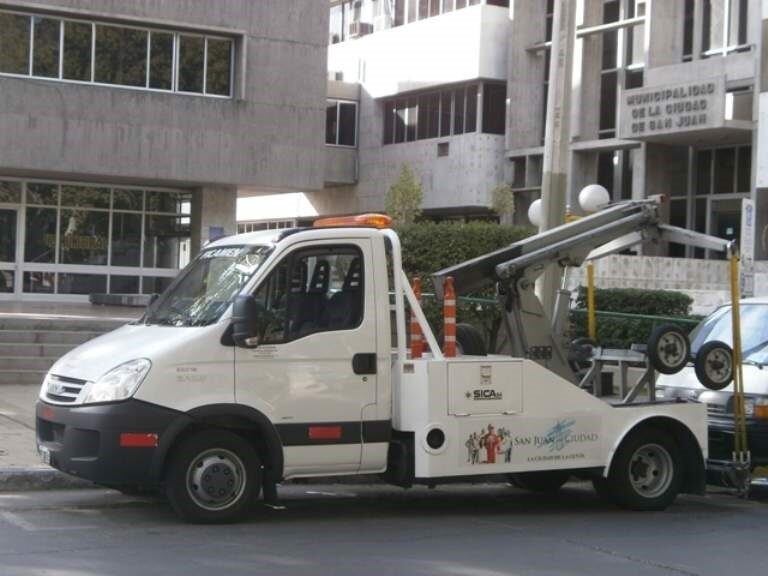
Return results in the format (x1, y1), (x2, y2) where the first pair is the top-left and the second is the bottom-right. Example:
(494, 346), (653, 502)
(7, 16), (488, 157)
(165, 430), (261, 524)
(508, 471), (570, 493)
(608, 427), (682, 511)
(439, 323), (487, 356)
(694, 340), (733, 391)
(647, 324), (690, 375)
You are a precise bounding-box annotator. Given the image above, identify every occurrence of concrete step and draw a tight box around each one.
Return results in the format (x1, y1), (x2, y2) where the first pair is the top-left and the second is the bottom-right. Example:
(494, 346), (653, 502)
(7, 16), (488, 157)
(0, 357), (57, 371)
(0, 343), (76, 358)
(0, 330), (102, 345)
(0, 317), (126, 333)
(0, 370), (46, 386)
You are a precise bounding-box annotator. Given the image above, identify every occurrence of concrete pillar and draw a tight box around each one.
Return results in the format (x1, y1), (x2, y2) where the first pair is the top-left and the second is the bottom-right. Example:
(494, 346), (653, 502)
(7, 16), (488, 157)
(190, 185), (237, 256)
(646, 0), (685, 68)
(644, 143), (689, 255)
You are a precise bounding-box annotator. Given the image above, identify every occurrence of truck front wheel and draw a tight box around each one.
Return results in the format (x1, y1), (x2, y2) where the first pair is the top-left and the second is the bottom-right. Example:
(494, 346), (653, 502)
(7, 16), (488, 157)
(608, 428), (682, 511)
(165, 430), (261, 523)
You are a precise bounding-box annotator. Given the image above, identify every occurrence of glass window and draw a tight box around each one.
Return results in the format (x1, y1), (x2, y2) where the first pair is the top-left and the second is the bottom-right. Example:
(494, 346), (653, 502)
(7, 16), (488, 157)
(59, 210), (109, 265)
(60, 185), (110, 209)
(110, 275), (139, 294)
(146, 191), (190, 214)
(383, 101), (394, 144)
(394, 0), (405, 27)
(0, 271), (13, 293)
(482, 83), (506, 135)
(669, 199), (687, 257)
(597, 152), (615, 196)
(24, 272), (54, 294)
(149, 31), (173, 90)
(95, 25), (148, 87)
(395, 101), (406, 143)
(683, 0), (694, 60)
(0, 12), (30, 75)
(58, 273), (106, 295)
(252, 246), (364, 343)
(111, 212), (142, 267)
(114, 188), (143, 211)
(329, 3), (344, 43)
(418, 94), (431, 140)
(25, 207), (57, 263)
(143, 215), (189, 268)
(408, 0), (418, 23)
(338, 102), (357, 146)
(599, 71), (618, 135)
(406, 97), (417, 142)
(0, 181), (21, 203)
(142, 276), (173, 295)
(419, 0), (430, 20)
(713, 148), (735, 194)
(63, 21), (92, 81)
(440, 91), (452, 137)
(453, 88), (465, 135)
(32, 17), (60, 78)
(737, 146), (751, 193)
(178, 35), (204, 93)
(0, 209), (16, 263)
(206, 38), (232, 96)
(465, 85), (477, 133)
(27, 183), (58, 205)
(696, 150), (712, 195)
(326, 102), (338, 145)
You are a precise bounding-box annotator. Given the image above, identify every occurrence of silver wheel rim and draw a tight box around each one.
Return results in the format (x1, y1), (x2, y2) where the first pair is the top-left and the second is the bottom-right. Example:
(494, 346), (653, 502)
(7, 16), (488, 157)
(186, 448), (247, 512)
(656, 332), (687, 369)
(704, 348), (732, 385)
(628, 443), (674, 499)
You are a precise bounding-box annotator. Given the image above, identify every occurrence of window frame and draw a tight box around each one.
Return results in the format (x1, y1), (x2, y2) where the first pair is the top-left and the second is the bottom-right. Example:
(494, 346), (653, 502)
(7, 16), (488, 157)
(325, 99), (359, 148)
(0, 7), (235, 99)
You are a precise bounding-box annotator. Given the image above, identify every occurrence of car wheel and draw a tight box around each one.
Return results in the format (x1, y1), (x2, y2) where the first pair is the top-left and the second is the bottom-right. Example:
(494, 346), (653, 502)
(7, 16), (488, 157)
(609, 427), (682, 511)
(647, 324), (690, 375)
(509, 471), (570, 493)
(694, 340), (733, 391)
(166, 430), (261, 524)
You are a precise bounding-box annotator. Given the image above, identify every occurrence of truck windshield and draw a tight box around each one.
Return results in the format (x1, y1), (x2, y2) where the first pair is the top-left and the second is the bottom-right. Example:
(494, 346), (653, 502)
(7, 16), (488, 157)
(143, 245), (272, 327)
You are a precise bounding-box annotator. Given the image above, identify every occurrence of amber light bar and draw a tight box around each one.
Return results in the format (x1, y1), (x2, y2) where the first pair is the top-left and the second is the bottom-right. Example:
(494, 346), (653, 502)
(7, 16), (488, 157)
(313, 213), (392, 229)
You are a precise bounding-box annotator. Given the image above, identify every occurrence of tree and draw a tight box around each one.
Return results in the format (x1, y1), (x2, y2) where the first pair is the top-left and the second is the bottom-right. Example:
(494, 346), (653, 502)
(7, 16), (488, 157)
(491, 183), (516, 225)
(385, 164), (423, 225)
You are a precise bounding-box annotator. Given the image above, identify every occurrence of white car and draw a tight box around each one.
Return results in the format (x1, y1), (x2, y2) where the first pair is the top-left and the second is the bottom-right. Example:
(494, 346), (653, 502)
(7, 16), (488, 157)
(657, 298), (768, 480)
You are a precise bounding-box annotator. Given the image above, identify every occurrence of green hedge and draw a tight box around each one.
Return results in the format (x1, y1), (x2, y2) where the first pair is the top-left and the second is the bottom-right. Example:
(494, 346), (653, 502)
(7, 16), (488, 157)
(570, 287), (703, 349)
(397, 221), (532, 349)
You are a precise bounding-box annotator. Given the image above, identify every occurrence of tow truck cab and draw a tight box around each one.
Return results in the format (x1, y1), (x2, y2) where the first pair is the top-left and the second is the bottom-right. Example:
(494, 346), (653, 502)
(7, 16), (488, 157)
(36, 210), (709, 523)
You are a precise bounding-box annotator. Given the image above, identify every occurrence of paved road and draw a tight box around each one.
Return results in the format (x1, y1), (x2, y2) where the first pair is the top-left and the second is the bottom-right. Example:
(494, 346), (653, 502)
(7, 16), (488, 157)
(0, 482), (766, 576)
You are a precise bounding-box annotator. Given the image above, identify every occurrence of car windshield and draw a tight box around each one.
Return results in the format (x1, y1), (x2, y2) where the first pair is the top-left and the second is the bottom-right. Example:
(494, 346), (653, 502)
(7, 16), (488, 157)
(143, 245), (272, 327)
(690, 304), (768, 364)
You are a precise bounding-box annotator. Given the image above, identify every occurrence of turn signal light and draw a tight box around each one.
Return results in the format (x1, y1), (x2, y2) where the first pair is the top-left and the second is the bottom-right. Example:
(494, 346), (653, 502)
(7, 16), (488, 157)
(755, 403), (768, 420)
(314, 214), (392, 229)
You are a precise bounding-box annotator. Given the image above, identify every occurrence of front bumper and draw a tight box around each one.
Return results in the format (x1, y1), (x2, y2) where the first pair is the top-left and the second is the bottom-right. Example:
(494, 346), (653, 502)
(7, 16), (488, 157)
(706, 417), (768, 471)
(36, 399), (189, 488)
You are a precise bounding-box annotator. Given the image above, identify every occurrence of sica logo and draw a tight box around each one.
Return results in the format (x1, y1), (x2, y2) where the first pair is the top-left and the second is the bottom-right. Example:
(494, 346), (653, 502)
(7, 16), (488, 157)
(466, 389), (504, 401)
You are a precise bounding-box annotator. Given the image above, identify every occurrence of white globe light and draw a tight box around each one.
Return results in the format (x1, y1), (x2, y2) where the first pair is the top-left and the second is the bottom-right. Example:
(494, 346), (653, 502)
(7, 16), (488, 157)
(528, 199), (542, 227)
(579, 184), (610, 213)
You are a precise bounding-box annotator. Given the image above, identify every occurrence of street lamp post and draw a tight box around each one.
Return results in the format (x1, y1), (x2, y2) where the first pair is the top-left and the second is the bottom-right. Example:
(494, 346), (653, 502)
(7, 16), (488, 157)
(537, 0), (576, 316)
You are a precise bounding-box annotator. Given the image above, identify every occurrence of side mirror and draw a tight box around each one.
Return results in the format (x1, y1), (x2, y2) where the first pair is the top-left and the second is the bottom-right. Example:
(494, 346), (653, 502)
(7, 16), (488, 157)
(232, 295), (261, 348)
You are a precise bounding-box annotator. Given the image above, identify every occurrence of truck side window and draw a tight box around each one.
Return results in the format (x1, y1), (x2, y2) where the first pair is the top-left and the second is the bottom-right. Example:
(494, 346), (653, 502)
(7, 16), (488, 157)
(251, 245), (364, 344)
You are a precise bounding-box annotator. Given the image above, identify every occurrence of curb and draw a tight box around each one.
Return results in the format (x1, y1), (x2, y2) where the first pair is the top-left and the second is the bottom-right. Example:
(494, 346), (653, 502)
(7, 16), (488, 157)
(0, 467), (94, 492)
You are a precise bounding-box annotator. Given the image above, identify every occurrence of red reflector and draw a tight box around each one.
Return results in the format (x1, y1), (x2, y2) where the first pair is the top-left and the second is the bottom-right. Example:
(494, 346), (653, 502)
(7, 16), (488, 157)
(119, 433), (159, 448)
(308, 426), (342, 441)
(41, 406), (55, 420)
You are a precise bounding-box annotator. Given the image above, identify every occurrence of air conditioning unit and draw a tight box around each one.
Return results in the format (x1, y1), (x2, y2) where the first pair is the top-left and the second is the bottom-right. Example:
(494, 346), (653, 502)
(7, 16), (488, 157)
(348, 21), (374, 38)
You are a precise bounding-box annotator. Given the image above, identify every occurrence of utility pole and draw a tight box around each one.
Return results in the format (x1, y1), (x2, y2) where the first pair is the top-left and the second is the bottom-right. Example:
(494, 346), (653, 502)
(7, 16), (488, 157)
(537, 0), (576, 315)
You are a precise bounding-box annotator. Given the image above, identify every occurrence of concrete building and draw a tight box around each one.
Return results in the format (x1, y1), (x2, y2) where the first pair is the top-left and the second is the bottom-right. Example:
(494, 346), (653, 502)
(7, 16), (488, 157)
(243, 0), (761, 311)
(0, 0), (328, 301)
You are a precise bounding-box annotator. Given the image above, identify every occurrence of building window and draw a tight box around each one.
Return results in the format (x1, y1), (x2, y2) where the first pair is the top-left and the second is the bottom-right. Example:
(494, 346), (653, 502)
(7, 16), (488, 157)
(0, 178), (190, 296)
(702, 0), (749, 57)
(237, 220), (296, 234)
(383, 82), (503, 145)
(326, 100), (358, 147)
(0, 9), (234, 98)
(387, 0), (505, 32)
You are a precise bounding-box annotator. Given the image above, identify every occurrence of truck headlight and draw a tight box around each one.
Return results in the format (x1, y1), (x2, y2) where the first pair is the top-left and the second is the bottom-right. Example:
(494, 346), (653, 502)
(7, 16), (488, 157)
(82, 359), (151, 404)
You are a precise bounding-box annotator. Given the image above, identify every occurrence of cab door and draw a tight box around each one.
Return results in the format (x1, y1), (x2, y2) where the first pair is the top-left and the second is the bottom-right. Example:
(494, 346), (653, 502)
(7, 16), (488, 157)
(234, 240), (379, 476)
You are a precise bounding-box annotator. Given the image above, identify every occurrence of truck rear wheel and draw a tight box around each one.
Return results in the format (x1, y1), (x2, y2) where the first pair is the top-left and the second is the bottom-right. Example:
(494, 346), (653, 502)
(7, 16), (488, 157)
(439, 323), (487, 356)
(508, 471), (570, 493)
(165, 430), (261, 523)
(608, 427), (682, 511)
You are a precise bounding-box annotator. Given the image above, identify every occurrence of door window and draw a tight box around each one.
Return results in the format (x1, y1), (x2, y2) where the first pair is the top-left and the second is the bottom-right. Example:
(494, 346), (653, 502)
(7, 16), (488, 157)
(252, 246), (364, 344)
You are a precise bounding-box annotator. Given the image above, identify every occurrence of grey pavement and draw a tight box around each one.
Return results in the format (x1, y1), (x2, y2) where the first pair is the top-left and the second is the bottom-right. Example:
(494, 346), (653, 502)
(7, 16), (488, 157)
(0, 483), (766, 576)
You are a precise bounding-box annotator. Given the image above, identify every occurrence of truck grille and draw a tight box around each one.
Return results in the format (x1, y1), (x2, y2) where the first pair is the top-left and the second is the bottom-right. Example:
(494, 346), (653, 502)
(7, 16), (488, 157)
(43, 374), (87, 404)
(706, 403), (727, 416)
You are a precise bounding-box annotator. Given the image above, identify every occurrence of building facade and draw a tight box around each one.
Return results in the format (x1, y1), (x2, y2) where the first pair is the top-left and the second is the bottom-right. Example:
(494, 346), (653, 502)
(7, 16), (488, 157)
(0, 0), (328, 301)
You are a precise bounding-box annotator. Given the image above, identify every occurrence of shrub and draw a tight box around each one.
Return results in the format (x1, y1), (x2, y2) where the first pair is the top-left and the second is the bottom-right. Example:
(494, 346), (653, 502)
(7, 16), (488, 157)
(570, 286), (703, 349)
(397, 221), (532, 349)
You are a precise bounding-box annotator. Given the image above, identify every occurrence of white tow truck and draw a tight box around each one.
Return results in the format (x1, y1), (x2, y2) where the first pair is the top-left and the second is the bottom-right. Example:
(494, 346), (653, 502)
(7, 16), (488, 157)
(36, 200), (728, 523)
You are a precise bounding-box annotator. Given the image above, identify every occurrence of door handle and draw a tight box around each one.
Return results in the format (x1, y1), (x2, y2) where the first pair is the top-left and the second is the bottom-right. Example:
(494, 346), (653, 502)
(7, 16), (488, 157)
(352, 353), (377, 375)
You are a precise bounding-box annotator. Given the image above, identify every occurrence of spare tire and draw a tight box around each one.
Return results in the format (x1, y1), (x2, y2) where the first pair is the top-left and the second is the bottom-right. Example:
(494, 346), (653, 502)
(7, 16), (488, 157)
(694, 340), (733, 391)
(439, 323), (487, 356)
(647, 324), (690, 375)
